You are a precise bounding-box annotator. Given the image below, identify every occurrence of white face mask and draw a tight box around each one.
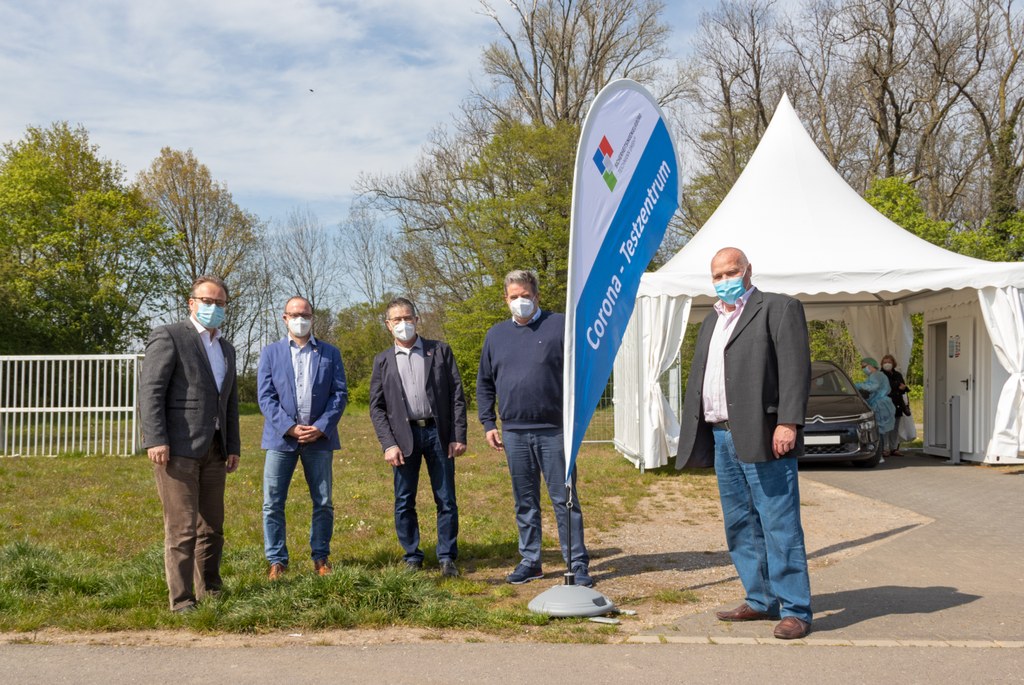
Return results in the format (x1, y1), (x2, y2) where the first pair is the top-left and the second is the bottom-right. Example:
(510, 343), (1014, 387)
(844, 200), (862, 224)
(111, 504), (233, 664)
(392, 320), (416, 342)
(287, 316), (312, 338)
(509, 296), (535, 319)
(882, 363), (893, 371)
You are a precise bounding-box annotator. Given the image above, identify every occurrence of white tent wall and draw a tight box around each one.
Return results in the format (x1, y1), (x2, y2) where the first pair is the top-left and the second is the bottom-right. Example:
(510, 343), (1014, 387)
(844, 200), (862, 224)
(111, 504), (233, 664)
(613, 309), (644, 465)
(978, 286), (1024, 460)
(613, 93), (1024, 469)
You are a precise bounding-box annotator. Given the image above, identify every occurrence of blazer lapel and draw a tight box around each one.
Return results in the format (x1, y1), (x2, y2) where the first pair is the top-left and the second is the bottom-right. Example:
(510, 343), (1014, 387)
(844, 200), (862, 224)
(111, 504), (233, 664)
(422, 339), (439, 402)
(186, 322), (219, 389)
(727, 289), (764, 348)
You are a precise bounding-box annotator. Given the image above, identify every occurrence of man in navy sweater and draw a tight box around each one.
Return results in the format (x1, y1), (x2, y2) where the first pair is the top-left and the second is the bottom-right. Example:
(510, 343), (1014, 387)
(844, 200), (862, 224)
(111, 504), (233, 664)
(477, 270), (591, 587)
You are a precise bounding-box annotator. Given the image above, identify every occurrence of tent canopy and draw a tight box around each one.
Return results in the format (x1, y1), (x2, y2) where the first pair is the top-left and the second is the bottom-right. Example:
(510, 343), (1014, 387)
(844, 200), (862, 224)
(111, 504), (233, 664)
(638, 94), (1024, 310)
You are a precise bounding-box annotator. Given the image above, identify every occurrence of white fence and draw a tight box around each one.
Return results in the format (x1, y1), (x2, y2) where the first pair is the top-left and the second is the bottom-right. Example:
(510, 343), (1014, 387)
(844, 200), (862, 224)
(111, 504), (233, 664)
(0, 355), (142, 457)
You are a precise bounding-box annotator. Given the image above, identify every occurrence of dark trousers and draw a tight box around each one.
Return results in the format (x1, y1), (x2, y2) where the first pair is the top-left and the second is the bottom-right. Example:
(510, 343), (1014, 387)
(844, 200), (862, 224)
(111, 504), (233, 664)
(153, 442), (226, 611)
(393, 424), (458, 563)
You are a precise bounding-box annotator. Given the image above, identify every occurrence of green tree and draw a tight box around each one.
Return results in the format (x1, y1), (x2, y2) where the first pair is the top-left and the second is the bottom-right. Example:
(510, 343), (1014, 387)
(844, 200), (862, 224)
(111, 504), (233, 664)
(864, 176), (953, 247)
(0, 122), (169, 353)
(332, 299), (395, 407)
(137, 147), (270, 371)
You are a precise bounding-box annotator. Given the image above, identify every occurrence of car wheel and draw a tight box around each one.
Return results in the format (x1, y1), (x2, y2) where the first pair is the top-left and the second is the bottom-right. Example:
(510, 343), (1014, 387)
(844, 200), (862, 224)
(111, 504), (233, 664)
(852, 442), (883, 468)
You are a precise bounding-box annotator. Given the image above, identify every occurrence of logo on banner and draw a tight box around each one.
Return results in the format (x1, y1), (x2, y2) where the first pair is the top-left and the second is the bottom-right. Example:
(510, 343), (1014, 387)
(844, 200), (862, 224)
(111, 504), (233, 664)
(591, 136), (617, 191)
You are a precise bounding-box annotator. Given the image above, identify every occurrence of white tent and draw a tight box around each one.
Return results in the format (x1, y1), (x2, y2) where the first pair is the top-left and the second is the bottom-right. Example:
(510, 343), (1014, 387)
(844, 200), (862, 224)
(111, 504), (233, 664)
(615, 94), (1024, 468)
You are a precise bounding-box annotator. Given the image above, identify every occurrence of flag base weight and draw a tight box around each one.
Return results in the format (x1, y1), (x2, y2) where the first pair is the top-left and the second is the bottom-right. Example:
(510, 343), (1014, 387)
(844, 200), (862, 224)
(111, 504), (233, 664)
(528, 578), (617, 617)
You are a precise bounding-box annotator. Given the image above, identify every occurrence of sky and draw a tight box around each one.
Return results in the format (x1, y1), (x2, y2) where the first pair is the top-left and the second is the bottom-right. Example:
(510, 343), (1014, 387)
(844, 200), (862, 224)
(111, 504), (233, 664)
(0, 1), (712, 228)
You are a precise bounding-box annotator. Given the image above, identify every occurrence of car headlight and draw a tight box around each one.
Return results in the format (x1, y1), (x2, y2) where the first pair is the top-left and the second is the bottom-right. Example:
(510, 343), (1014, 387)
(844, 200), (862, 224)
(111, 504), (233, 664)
(857, 412), (875, 432)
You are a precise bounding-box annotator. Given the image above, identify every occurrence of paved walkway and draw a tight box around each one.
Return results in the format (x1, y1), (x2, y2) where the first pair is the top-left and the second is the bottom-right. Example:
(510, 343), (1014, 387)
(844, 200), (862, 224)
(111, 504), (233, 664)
(633, 452), (1024, 647)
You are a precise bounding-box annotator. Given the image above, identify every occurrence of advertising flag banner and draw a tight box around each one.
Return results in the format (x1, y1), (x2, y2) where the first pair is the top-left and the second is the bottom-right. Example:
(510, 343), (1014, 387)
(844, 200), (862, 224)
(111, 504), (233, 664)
(564, 79), (680, 482)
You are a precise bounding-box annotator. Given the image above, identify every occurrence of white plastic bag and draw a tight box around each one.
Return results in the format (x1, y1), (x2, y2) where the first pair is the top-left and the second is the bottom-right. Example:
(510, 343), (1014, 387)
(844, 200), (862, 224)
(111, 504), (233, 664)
(898, 413), (917, 442)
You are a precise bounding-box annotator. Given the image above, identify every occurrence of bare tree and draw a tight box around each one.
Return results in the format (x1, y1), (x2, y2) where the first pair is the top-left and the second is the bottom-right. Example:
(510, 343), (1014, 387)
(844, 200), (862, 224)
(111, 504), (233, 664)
(338, 199), (396, 305)
(780, 0), (868, 171)
(269, 206), (340, 339)
(955, 0), (1024, 243)
(839, 0), (923, 179)
(679, 0), (787, 230)
(476, 0), (674, 126)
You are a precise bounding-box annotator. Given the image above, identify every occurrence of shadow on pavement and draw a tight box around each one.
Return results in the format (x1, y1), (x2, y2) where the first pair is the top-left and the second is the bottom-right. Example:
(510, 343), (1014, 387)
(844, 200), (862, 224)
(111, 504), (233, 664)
(812, 585), (981, 631)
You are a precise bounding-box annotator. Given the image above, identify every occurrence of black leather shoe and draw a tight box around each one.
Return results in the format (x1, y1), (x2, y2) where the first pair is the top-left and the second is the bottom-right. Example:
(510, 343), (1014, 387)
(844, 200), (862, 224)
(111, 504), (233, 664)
(439, 559), (459, 578)
(715, 603), (777, 621)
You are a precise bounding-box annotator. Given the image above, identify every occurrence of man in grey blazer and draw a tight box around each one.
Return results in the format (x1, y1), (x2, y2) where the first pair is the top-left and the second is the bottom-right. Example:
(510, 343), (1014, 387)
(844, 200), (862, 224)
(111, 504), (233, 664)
(369, 297), (467, 577)
(676, 247), (812, 640)
(140, 275), (240, 613)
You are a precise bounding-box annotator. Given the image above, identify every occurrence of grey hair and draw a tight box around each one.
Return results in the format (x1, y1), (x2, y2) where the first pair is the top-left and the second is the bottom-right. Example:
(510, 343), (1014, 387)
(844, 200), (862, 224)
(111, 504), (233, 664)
(385, 296), (418, 319)
(503, 270), (539, 297)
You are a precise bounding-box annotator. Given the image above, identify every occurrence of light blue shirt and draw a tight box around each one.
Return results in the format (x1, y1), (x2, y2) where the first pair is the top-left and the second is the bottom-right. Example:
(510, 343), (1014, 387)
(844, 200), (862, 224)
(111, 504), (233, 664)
(289, 336), (317, 425)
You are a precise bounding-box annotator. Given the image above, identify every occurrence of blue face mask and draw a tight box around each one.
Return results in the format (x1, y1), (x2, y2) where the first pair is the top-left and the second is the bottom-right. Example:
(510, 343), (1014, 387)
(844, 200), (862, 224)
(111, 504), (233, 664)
(195, 302), (226, 329)
(714, 277), (747, 305)
(862, 366), (871, 376)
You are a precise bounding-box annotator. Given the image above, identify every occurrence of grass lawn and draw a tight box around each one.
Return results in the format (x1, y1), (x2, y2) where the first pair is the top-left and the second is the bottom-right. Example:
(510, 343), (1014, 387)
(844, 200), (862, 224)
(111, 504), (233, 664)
(0, 408), (679, 636)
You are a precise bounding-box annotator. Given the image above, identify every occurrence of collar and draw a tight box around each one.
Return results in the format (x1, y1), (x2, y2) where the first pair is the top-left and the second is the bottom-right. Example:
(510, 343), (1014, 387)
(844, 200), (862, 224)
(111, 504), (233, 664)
(190, 314), (221, 341)
(288, 334), (318, 350)
(394, 335), (424, 355)
(512, 307), (543, 327)
(713, 286), (756, 318)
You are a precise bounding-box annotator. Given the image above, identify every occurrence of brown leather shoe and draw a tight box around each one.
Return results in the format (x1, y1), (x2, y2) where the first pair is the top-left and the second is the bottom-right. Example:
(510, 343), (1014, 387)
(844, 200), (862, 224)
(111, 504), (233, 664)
(715, 603), (776, 622)
(314, 558), (332, 576)
(773, 617), (811, 639)
(268, 563), (286, 581)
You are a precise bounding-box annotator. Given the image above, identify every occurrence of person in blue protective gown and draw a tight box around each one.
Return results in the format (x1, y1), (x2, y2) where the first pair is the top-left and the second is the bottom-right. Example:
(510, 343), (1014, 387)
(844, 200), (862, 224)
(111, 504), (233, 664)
(855, 357), (896, 460)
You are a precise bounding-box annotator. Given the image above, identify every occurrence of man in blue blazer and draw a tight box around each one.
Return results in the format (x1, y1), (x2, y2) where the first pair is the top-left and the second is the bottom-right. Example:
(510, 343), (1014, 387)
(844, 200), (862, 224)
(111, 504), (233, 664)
(369, 297), (467, 577)
(257, 296), (348, 579)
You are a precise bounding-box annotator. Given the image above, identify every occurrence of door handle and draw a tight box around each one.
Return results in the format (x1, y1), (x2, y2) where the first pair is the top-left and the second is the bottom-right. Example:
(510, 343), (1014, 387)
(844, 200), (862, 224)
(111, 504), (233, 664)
(960, 378), (970, 390)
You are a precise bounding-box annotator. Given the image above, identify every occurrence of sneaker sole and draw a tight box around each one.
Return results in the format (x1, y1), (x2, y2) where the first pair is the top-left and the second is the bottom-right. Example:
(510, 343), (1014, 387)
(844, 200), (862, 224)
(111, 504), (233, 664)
(506, 573), (544, 585)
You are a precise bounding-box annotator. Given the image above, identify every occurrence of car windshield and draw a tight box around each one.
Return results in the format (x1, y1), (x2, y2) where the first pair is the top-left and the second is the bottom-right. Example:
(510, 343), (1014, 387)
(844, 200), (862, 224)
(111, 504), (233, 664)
(810, 367), (857, 396)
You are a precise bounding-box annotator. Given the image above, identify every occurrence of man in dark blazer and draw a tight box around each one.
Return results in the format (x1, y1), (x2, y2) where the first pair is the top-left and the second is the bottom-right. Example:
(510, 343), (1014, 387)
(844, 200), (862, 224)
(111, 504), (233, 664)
(369, 297), (467, 577)
(140, 275), (240, 613)
(676, 247), (813, 640)
(257, 296), (348, 580)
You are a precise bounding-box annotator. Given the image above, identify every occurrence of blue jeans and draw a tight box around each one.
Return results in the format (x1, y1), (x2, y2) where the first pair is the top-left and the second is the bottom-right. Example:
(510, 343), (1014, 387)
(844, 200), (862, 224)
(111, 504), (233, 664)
(502, 427), (588, 568)
(393, 424), (458, 563)
(263, 448), (334, 566)
(713, 427), (812, 623)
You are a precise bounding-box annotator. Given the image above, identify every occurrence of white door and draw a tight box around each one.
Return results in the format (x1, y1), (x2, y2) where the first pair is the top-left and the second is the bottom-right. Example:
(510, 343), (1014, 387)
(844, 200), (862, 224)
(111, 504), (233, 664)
(945, 317), (974, 453)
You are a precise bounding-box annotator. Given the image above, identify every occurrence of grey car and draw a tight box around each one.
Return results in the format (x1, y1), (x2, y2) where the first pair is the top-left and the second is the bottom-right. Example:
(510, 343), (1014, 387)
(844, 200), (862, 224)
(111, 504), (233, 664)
(801, 361), (883, 468)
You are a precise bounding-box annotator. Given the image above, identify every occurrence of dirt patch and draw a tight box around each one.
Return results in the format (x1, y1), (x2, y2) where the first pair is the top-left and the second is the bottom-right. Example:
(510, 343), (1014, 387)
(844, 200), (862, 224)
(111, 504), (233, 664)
(0, 474), (929, 647)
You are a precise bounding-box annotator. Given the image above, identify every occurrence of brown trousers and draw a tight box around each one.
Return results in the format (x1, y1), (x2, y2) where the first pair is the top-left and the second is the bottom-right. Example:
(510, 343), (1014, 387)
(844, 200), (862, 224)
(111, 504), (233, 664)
(153, 441), (226, 611)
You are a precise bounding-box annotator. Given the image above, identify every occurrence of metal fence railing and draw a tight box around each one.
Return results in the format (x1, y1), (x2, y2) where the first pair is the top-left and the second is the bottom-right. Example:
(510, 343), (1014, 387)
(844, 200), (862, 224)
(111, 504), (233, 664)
(0, 355), (142, 457)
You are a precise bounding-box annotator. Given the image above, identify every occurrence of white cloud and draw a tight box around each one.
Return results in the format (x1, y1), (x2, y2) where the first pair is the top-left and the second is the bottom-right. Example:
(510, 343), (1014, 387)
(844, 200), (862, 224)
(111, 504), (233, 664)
(0, 0), (496, 222)
(0, 0), (724, 224)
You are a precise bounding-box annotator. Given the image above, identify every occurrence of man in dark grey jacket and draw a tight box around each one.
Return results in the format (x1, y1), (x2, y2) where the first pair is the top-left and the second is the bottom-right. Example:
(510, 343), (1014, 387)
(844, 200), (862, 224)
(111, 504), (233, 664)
(369, 297), (467, 577)
(140, 275), (240, 613)
(676, 247), (812, 640)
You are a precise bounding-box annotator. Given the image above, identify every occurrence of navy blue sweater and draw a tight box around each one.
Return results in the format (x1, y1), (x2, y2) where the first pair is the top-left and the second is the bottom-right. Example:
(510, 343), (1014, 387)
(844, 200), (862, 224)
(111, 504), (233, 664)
(477, 311), (564, 432)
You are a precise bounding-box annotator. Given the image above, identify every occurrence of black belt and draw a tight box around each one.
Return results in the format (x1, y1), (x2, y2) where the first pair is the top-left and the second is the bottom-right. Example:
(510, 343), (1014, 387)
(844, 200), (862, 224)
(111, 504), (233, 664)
(410, 417), (435, 427)
(710, 420), (732, 431)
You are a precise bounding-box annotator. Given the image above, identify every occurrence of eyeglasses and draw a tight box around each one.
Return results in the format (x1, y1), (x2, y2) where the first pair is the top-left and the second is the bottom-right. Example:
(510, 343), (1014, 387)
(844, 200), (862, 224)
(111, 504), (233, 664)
(193, 296), (228, 307)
